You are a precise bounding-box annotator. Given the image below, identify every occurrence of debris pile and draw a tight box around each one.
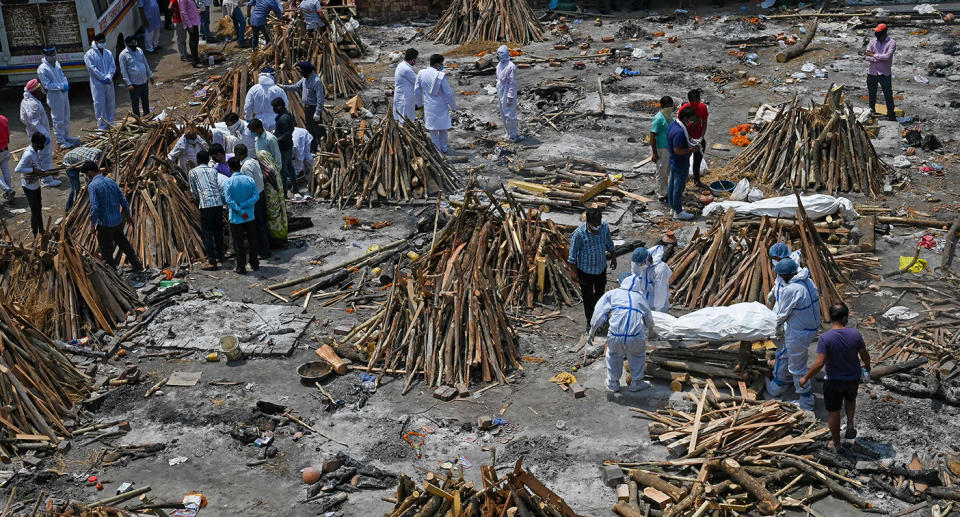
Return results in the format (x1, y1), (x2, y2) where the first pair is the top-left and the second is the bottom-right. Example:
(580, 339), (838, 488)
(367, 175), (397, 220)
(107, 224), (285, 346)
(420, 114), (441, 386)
(62, 118), (205, 268)
(0, 236), (141, 340)
(345, 187), (582, 391)
(390, 458), (579, 516)
(722, 87), (890, 197)
(615, 381), (876, 516)
(428, 0), (546, 45)
(668, 206), (846, 316)
(302, 452), (397, 511)
(0, 302), (91, 456)
(316, 112), (460, 207)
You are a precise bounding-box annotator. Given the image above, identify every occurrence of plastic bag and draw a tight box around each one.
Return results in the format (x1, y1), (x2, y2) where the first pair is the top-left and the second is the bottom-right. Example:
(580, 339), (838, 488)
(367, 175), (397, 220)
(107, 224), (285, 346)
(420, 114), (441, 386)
(747, 187), (764, 202)
(652, 302), (777, 342)
(730, 178), (751, 201)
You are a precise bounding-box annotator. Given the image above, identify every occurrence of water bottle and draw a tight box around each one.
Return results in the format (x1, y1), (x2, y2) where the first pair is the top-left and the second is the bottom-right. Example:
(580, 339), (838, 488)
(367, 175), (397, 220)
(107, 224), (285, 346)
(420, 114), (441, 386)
(861, 368), (870, 383)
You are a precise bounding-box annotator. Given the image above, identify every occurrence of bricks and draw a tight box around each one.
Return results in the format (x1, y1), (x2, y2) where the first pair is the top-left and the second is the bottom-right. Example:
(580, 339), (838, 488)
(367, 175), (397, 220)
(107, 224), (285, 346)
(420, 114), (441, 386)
(455, 382), (470, 398)
(602, 36), (615, 42)
(570, 382), (586, 398)
(433, 386), (456, 401)
(601, 465), (625, 487)
(477, 416), (494, 431)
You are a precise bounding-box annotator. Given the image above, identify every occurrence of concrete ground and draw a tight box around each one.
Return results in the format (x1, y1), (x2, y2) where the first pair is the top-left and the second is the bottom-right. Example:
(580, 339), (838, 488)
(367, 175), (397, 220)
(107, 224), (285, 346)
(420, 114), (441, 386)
(2, 2), (960, 516)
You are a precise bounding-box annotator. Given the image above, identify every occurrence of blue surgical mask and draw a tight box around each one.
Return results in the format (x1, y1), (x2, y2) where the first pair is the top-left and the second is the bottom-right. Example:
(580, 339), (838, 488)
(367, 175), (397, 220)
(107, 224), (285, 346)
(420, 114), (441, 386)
(96, 42), (106, 50)
(187, 137), (197, 144)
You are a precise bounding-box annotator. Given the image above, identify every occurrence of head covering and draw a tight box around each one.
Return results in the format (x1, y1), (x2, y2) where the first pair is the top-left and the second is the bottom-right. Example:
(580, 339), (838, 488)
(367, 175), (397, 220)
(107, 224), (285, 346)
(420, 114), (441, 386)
(774, 258), (798, 275)
(874, 23), (887, 33)
(125, 34), (138, 43)
(618, 271), (631, 283)
(296, 61), (315, 73)
(262, 67), (275, 74)
(631, 247), (650, 264)
(769, 242), (791, 260)
(26, 79), (42, 92)
(42, 47), (57, 55)
(497, 45), (511, 62)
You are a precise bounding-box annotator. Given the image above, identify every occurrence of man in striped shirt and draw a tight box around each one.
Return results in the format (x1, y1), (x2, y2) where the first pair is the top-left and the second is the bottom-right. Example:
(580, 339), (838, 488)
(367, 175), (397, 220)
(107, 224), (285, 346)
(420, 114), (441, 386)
(188, 150), (226, 270)
(568, 207), (617, 332)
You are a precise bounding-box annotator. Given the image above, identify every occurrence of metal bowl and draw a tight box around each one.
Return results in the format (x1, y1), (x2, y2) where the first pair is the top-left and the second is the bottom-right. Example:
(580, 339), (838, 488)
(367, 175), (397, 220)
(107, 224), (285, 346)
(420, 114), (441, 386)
(297, 361), (334, 384)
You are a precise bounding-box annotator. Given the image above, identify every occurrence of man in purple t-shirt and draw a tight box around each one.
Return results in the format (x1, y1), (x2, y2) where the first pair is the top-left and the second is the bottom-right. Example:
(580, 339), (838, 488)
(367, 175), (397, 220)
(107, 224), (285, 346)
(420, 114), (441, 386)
(800, 302), (871, 449)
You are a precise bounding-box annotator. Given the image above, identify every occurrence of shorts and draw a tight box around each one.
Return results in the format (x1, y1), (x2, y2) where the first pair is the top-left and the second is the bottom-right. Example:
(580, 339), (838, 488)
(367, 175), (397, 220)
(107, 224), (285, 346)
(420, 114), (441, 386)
(823, 379), (859, 412)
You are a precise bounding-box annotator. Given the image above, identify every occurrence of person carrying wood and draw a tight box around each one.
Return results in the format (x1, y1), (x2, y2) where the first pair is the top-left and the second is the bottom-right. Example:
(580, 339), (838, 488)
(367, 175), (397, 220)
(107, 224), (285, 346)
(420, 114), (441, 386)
(568, 207), (617, 332)
(865, 24), (897, 122)
(799, 302), (871, 449)
(83, 161), (144, 273)
(496, 45), (522, 142)
(588, 272), (655, 393)
(767, 258), (820, 410)
(413, 54), (457, 154)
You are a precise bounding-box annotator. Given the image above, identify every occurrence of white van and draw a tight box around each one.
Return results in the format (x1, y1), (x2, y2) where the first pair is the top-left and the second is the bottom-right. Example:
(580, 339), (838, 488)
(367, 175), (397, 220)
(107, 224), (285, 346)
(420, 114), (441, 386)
(0, 0), (146, 86)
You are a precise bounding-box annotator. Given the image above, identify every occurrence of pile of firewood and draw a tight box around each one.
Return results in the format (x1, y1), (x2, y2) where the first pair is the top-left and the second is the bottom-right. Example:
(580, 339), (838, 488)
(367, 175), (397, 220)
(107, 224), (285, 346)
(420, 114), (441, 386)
(316, 113), (460, 207)
(0, 302), (91, 460)
(668, 204), (845, 316)
(645, 346), (770, 389)
(0, 236), (140, 340)
(390, 458), (579, 517)
(428, 0), (545, 45)
(62, 118), (205, 268)
(507, 158), (646, 211)
(612, 381), (877, 516)
(721, 87), (890, 198)
(321, 6), (367, 57)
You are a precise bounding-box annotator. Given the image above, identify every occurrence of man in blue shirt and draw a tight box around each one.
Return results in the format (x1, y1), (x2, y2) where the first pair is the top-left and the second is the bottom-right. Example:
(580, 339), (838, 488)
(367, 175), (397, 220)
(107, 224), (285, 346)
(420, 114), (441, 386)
(246, 0), (284, 51)
(800, 303), (871, 449)
(567, 207), (617, 332)
(83, 161), (144, 272)
(119, 35), (155, 118)
(223, 157), (261, 274)
(666, 106), (697, 221)
(280, 62), (324, 153)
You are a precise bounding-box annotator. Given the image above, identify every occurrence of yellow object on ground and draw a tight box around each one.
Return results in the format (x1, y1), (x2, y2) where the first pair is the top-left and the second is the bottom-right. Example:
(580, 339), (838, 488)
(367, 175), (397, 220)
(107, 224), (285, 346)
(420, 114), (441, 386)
(899, 256), (928, 273)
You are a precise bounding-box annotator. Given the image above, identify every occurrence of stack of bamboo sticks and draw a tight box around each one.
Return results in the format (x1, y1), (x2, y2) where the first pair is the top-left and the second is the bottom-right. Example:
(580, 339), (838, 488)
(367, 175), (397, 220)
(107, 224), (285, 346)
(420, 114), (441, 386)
(668, 207), (844, 317)
(391, 458), (579, 517)
(428, 0), (546, 45)
(61, 118), (205, 268)
(721, 86), (890, 198)
(0, 236), (141, 340)
(316, 113), (460, 207)
(612, 380), (875, 516)
(0, 302), (91, 460)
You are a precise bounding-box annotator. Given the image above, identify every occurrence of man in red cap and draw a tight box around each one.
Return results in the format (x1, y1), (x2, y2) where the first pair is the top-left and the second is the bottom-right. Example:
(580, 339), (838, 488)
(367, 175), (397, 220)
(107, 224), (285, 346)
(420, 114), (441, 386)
(866, 24), (897, 122)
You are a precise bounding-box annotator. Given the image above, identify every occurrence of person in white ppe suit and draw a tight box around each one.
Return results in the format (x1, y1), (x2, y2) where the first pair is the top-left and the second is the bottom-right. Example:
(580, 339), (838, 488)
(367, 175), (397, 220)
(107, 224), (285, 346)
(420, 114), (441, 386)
(766, 258), (821, 410)
(19, 80), (57, 187)
(393, 48), (419, 124)
(628, 247), (657, 305)
(37, 47), (79, 150)
(414, 54), (457, 153)
(223, 112), (257, 151)
(496, 45), (522, 142)
(766, 242), (804, 306)
(244, 68), (288, 131)
(646, 244), (674, 313)
(84, 33), (116, 130)
(589, 272), (656, 393)
(292, 127), (314, 177)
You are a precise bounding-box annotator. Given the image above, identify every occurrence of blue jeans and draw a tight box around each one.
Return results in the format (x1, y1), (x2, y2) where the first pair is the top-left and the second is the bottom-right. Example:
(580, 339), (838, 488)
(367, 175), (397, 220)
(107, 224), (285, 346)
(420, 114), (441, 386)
(200, 8), (211, 38)
(66, 167), (82, 211)
(231, 6), (246, 43)
(251, 24), (270, 50)
(668, 166), (688, 214)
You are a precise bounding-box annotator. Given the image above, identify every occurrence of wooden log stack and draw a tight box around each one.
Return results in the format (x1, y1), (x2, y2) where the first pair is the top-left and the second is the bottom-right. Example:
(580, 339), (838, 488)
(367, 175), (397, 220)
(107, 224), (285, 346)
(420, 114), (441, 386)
(668, 208), (844, 318)
(389, 458), (579, 517)
(0, 302), (91, 460)
(316, 112), (460, 207)
(720, 86), (890, 198)
(427, 0), (546, 45)
(614, 381), (876, 515)
(61, 118), (205, 268)
(0, 236), (141, 340)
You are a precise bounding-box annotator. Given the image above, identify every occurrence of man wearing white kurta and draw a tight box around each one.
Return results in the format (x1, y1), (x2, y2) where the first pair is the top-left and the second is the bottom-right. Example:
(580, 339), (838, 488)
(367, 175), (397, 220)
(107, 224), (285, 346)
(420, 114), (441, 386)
(496, 45), (521, 142)
(84, 34), (116, 130)
(413, 54), (456, 153)
(393, 48), (418, 124)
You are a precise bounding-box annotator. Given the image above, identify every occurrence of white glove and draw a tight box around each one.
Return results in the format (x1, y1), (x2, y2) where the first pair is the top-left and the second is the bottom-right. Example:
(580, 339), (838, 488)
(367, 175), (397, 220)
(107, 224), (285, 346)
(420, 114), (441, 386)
(312, 110), (322, 122)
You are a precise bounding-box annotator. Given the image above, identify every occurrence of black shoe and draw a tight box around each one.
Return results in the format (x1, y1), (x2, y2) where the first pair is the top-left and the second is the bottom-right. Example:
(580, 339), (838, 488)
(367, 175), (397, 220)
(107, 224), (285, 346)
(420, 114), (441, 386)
(234, 266), (247, 274)
(657, 195), (668, 203)
(250, 263), (260, 271)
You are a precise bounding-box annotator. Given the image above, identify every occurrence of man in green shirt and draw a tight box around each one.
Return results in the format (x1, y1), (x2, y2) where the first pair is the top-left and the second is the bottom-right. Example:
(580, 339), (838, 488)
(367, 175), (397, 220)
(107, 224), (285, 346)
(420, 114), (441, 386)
(648, 96), (674, 203)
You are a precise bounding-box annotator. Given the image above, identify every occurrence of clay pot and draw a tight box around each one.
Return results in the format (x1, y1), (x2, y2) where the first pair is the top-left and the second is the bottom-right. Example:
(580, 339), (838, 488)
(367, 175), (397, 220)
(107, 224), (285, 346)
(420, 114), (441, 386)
(302, 467), (322, 485)
(699, 190), (715, 205)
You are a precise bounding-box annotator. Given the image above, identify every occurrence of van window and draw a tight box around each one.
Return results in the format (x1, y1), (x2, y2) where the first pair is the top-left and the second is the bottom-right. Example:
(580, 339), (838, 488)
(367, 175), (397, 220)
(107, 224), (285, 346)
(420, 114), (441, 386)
(92, 0), (111, 18)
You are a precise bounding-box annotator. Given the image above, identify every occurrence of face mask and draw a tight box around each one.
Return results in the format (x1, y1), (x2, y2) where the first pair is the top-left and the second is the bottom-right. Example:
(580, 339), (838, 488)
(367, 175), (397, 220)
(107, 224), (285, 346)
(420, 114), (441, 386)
(96, 42), (106, 49)
(273, 106), (283, 114)
(128, 43), (138, 50)
(587, 223), (599, 232)
(187, 137), (197, 144)
(46, 55), (57, 64)
(229, 121), (242, 131)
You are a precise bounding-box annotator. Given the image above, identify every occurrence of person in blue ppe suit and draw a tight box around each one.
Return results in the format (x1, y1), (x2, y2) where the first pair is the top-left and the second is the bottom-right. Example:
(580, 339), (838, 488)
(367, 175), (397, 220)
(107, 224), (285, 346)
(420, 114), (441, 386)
(766, 242), (804, 306)
(84, 33), (116, 130)
(496, 45), (521, 142)
(628, 247), (656, 305)
(766, 258), (821, 410)
(588, 272), (655, 393)
(37, 47), (80, 151)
